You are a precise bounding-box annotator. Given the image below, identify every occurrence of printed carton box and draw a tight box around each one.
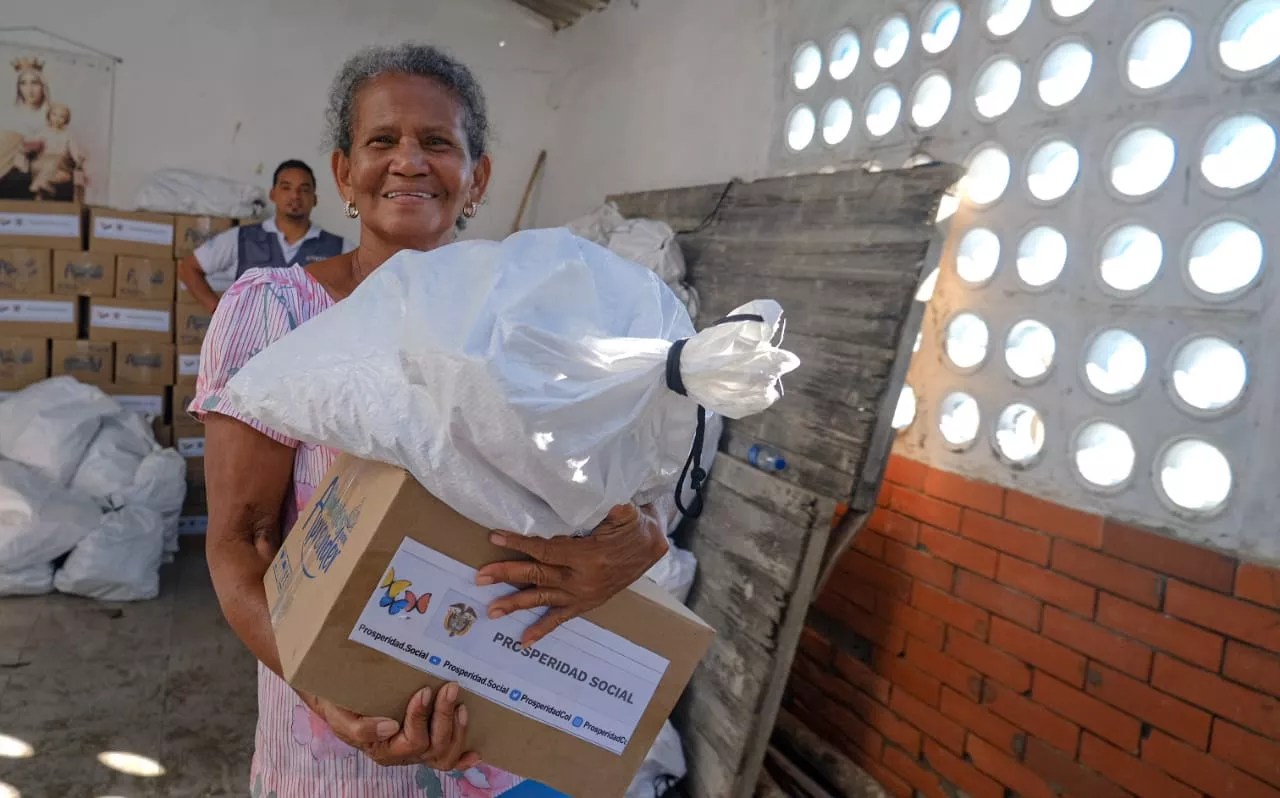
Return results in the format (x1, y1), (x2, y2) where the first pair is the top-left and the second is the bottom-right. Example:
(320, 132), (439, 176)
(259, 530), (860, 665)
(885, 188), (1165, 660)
(175, 303), (213, 346)
(53, 250), (115, 297)
(51, 340), (113, 387)
(0, 337), (48, 390)
(115, 256), (176, 301)
(115, 341), (174, 386)
(176, 345), (200, 387)
(174, 215), (234, 259)
(267, 454), (713, 798)
(103, 382), (167, 421)
(0, 295), (78, 339)
(88, 207), (175, 259)
(0, 248), (52, 295)
(88, 298), (172, 344)
(0, 200), (82, 249)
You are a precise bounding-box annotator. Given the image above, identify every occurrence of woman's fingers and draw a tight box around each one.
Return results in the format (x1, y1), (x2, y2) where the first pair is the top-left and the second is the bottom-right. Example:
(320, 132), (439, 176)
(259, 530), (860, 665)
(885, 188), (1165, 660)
(475, 559), (566, 589)
(395, 686), (433, 748)
(441, 704), (471, 768)
(426, 683), (460, 762)
(485, 530), (572, 565)
(519, 606), (575, 647)
(320, 703), (400, 747)
(486, 586), (574, 620)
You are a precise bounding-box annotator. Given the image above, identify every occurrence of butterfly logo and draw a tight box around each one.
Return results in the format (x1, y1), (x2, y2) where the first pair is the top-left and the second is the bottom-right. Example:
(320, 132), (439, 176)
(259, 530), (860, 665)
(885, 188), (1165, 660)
(378, 567), (431, 617)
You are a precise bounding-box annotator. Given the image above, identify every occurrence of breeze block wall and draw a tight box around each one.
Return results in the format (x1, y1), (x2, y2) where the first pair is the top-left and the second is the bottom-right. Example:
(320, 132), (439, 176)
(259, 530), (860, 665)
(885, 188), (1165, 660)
(787, 454), (1280, 798)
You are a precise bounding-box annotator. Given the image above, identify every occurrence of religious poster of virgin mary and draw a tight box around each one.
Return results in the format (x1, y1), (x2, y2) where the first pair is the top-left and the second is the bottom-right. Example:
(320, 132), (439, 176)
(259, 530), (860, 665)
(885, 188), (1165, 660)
(0, 42), (113, 204)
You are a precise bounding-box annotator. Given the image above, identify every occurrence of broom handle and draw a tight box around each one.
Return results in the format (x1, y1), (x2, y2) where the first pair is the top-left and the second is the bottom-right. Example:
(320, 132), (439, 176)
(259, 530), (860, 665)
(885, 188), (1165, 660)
(510, 150), (547, 235)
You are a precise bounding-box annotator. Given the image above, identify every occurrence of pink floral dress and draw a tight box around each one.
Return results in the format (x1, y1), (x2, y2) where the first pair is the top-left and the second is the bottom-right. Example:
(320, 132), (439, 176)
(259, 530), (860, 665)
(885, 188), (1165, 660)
(192, 266), (525, 798)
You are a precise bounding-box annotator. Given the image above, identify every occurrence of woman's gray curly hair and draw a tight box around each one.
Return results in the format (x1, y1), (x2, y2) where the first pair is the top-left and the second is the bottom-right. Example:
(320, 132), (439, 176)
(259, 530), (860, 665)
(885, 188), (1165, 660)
(324, 43), (490, 160)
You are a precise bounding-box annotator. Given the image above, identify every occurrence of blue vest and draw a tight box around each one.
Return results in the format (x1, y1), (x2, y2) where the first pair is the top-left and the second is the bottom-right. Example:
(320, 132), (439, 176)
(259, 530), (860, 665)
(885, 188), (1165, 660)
(235, 223), (344, 278)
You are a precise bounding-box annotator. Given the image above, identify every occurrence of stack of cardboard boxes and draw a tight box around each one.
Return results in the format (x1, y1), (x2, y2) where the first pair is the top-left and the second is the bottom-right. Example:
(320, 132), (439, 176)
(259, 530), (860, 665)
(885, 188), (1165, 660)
(0, 200), (233, 533)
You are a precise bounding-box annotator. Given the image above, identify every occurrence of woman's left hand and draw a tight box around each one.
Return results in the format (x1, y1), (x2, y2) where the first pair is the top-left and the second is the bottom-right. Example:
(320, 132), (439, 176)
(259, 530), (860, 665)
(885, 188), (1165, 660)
(475, 504), (669, 646)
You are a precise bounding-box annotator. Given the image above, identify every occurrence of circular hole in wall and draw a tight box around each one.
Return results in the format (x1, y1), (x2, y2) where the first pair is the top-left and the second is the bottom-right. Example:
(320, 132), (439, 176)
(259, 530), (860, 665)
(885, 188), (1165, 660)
(1100, 225), (1163, 293)
(922, 1), (962, 54)
(956, 227), (1001, 284)
(1050, 0), (1095, 19)
(939, 392), (981, 448)
(1016, 226), (1068, 288)
(963, 145), (1012, 205)
(1158, 439), (1232, 514)
(1187, 220), (1264, 298)
(911, 72), (953, 129)
(1171, 336), (1248, 412)
(1026, 139), (1080, 202)
(973, 57), (1022, 119)
(994, 403), (1045, 464)
(1075, 421), (1136, 489)
(986, 0), (1032, 37)
(1220, 0), (1280, 74)
(1109, 127), (1176, 198)
(945, 312), (990, 369)
(1039, 40), (1093, 107)
(865, 84), (903, 137)
(1126, 16), (1194, 90)
(1005, 320), (1056, 382)
(822, 98), (855, 145)
(792, 42), (823, 91)
(829, 30), (861, 80)
(786, 105), (816, 151)
(1084, 329), (1147, 398)
(893, 385), (917, 430)
(1201, 114), (1277, 191)
(874, 16), (911, 68)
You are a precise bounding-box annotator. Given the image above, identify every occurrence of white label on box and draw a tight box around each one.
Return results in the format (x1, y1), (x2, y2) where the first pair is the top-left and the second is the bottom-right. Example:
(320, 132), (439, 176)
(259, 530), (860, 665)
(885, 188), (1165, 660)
(178, 516), (209, 535)
(94, 216), (174, 246)
(0, 298), (75, 324)
(0, 211), (79, 239)
(350, 537), (668, 755)
(178, 353), (201, 376)
(177, 437), (205, 458)
(91, 305), (170, 332)
(115, 394), (164, 418)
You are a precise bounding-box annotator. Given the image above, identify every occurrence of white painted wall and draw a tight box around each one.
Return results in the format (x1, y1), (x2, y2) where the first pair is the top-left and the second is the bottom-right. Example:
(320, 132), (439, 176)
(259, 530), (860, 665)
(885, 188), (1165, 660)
(533, 0), (784, 227)
(8, 0), (560, 242)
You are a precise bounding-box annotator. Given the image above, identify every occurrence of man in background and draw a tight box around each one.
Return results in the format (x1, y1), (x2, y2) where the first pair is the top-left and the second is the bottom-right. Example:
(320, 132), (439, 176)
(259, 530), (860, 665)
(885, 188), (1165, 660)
(177, 159), (353, 312)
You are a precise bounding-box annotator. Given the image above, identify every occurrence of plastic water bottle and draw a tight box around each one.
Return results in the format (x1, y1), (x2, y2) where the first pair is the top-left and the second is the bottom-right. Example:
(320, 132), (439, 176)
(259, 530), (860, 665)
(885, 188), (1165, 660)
(748, 444), (787, 472)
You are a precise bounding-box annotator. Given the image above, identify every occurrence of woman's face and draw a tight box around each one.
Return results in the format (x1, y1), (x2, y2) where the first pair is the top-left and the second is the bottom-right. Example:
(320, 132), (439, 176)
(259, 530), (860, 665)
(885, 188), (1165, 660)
(18, 72), (45, 108)
(335, 73), (490, 250)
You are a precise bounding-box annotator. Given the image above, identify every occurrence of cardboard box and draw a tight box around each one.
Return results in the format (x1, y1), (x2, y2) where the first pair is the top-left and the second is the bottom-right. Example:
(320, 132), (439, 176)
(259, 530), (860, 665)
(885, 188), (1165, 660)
(176, 345), (201, 386)
(178, 516), (209, 535)
(103, 382), (167, 420)
(175, 303), (213, 346)
(267, 454), (713, 797)
(182, 482), (208, 515)
(176, 424), (205, 484)
(0, 249), (52, 295)
(51, 340), (113, 387)
(0, 295), (78, 339)
(174, 215), (234, 259)
(52, 250), (115, 297)
(88, 207), (175, 259)
(153, 422), (173, 448)
(115, 341), (174, 386)
(0, 337), (48, 390)
(174, 384), (198, 421)
(88, 298), (172, 343)
(0, 200), (82, 249)
(114, 256), (176, 301)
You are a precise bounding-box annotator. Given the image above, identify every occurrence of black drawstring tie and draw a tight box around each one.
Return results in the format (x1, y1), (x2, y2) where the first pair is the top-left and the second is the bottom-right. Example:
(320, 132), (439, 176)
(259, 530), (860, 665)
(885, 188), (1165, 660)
(666, 312), (765, 519)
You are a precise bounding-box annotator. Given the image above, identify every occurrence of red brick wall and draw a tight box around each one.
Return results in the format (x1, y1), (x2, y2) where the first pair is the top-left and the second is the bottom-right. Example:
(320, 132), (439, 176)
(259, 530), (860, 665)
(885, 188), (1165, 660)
(786, 454), (1280, 798)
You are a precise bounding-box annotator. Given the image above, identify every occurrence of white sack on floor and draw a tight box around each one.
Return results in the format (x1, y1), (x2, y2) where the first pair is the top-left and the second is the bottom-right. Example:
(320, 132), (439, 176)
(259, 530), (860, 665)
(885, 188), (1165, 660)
(224, 228), (798, 538)
(70, 413), (157, 503)
(133, 169), (267, 218)
(54, 506), (165, 601)
(644, 546), (697, 606)
(117, 450), (187, 557)
(564, 202), (626, 245)
(0, 561), (53, 596)
(626, 720), (687, 798)
(607, 219), (687, 285)
(0, 378), (119, 485)
(0, 459), (102, 571)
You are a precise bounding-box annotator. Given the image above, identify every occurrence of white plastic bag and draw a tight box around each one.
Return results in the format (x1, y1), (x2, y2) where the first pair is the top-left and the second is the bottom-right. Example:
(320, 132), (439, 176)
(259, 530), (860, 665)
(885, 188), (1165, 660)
(54, 506), (165, 601)
(564, 202), (626, 245)
(133, 169), (267, 218)
(0, 378), (119, 485)
(607, 219), (687, 285)
(225, 229), (798, 537)
(70, 413), (157, 503)
(117, 449), (187, 557)
(644, 546), (697, 606)
(0, 459), (102, 570)
(0, 561), (53, 596)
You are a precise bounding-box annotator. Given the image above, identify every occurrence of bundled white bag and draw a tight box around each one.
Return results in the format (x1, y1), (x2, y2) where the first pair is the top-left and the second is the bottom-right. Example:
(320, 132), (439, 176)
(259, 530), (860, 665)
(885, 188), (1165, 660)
(0, 561), (53, 596)
(70, 413), (157, 503)
(54, 506), (166, 601)
(564, 202), (626, 245)
(117, 450), (187, 557)
(607, 219), (687, 285)
(225, 228), (798, 537)
(133, 168), (267, 218)
(0, 459), (102, 570)
(0, 378), (119, 485)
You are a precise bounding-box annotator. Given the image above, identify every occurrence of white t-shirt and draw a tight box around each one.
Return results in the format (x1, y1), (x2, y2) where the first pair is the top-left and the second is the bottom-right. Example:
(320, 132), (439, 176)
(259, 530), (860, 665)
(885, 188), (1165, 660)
(193, 217), (354, 292)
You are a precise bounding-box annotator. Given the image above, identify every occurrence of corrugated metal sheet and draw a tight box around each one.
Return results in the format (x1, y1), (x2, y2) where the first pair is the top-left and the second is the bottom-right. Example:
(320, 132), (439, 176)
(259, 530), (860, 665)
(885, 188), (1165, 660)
(510, 0), (609, 29)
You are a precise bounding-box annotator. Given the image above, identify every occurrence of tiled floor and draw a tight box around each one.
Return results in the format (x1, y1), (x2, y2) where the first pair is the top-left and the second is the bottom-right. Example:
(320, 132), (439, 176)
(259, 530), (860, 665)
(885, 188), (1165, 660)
(0, 546), (257, 798)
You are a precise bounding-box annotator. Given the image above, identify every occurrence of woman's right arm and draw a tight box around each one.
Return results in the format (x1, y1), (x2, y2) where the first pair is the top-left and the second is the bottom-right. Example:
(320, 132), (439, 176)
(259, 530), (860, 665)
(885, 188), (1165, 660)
(203, 412), (295, 676)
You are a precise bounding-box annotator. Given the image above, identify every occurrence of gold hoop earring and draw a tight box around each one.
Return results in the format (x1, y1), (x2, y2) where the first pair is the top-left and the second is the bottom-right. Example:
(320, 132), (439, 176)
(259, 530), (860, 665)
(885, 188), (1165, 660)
(343, 200), (359, 219)
(462, 201), (479, 219)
